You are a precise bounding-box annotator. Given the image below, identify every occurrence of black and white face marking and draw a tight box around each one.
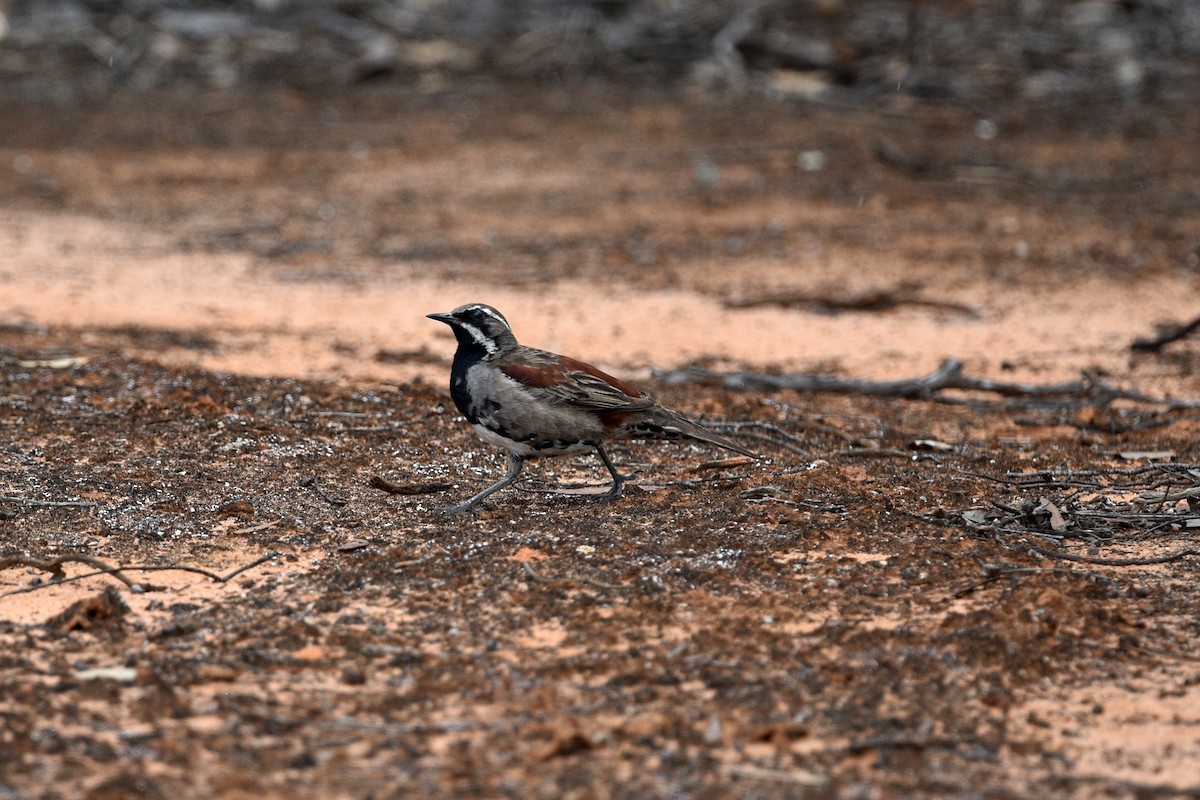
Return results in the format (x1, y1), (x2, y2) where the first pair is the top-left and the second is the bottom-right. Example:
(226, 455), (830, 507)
(454, 304), (511, 355)
(427, 303), (518, 358)
(455, 319), (498, 355)
(460, 303), (510, 331)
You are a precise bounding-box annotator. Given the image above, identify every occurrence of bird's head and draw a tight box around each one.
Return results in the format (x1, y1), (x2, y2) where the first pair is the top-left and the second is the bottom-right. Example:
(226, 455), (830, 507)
(427, 303), (518, 357)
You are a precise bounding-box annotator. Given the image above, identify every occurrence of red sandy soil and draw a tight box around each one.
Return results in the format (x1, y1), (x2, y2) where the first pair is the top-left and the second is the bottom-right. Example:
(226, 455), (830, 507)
(1, 84), (1199, 798)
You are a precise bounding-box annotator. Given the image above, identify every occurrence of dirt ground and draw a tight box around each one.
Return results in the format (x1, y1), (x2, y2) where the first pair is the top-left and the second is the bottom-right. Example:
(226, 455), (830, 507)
(2, 84), (1200, 799)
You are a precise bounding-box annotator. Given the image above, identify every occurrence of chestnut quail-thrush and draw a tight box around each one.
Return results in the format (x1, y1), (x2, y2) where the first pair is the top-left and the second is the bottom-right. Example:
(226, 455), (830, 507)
(427, 303), (755, 512)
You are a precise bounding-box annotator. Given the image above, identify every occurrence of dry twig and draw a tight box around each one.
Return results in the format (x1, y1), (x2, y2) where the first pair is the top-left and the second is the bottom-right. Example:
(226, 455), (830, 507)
(947, 564), (1109, 600)
(0, 553), (140, 590)
(520, 561), (623, 591)
(300, 476), (348, 506)
(1020, 541), (1200, 567)
(1130, 312), (1200, 352)
(0, 551), (279, 598)
(726, 284), (979, 317)
(369, 474), (453, 495)
(960, 463), (1200, 572)
(655, 358), (1199, 409)
(0, 495), (98, 509)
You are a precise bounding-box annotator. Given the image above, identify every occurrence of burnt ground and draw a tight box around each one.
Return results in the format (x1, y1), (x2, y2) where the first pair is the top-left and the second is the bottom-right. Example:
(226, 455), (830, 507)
(2, 84), (1200, 798)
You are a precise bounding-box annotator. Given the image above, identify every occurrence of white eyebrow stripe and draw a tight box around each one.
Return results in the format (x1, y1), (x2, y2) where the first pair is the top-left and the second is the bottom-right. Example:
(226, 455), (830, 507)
(458, 321), (498, 355)
(472, 305), (511, 331)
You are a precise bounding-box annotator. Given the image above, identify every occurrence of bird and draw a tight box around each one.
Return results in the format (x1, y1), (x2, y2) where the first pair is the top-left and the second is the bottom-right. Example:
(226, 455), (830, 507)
(426, 303), (755, 512)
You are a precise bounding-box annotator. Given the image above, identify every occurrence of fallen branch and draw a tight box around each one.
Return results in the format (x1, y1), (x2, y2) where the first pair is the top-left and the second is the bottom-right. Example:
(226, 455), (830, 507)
(1130, 312), (1200, 352)
(657, 358), (961, 397)
(369, 474), (454, 495)
(947, 564), (1108, 600)
(300, 476), (348, 506)
(521, 561), (555, 584)
(0, 495), (98, 509)
(520, 561), (623, 591)
(1020, 541), (1200, 567)
(0, 551), (279, 598)
(726, 284), (979, 318)
(960, 463), (1200, 574)
(0, 553), (139, 590)
(961, 469), (1103, 490)
(1013, 414), (1174, 434)
(655, 358), (1200, 408)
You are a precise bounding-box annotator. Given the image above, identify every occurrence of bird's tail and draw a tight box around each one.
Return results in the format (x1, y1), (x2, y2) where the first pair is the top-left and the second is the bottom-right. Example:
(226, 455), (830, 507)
(626, 408), (757, 458)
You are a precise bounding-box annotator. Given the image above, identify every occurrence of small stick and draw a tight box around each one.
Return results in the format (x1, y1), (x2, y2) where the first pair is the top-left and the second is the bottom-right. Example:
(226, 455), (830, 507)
(369, 474), (453, 495)
(570, 574), (625, 591)
(229, 519), (284, 536)
(521, 562), (554, 584)
(692, 456), (755, 472)
(519, 562), (622, 591)
(0, 552), (279, 598)
(1020, 542), (1200, 567)
(946, 565), (1102, 600)
(300, 476), (348, 506)
(0, 496), (98, 508)
(1130, 312), (1200, 352)
(0, 553), (137, 588)
(655, 358), (1200, 408)
(726, 285), (979, 317)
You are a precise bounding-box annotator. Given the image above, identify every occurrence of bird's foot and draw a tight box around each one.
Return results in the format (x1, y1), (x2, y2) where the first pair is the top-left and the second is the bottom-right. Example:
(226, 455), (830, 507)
(435, 502), (478, 515)
(602, 472), (632, 501)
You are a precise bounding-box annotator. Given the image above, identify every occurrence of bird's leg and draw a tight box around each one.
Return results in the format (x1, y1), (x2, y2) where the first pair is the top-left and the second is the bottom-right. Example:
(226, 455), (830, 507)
(594, 445), (629, 500)
(441, 454), (525, 513)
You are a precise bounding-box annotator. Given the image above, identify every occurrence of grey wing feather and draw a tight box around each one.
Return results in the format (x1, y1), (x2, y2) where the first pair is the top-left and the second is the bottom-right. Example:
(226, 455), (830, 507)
(540, 371), (658, 412)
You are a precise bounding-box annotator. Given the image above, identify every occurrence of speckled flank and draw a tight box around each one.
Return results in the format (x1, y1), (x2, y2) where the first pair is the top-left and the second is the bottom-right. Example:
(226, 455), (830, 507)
(471, 423), (594, 457)
(461, 359), (754, 457)
(464, 363), (606, 455)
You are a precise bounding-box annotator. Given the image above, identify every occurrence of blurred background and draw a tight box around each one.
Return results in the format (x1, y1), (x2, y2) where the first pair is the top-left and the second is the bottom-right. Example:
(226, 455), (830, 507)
(2, 0), (1198, 102)
(1, 0), (1198, 387)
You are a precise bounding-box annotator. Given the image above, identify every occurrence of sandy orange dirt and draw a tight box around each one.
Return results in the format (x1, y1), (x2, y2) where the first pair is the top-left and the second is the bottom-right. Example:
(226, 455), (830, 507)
(1, 85), (1200, 798)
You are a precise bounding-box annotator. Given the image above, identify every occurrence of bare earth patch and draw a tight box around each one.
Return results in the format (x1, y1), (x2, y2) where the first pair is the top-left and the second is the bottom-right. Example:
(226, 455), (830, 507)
(1, 86), (1199, 798)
